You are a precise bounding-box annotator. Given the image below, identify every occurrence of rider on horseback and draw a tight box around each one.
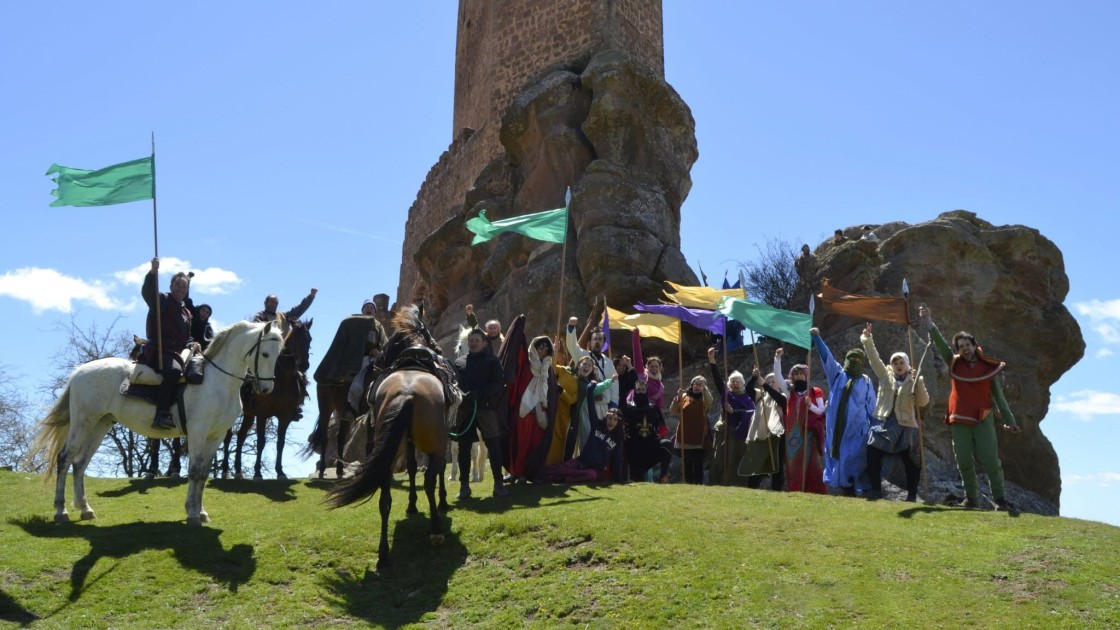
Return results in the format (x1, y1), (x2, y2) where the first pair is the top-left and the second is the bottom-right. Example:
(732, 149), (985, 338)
(140, 258), (200, 430)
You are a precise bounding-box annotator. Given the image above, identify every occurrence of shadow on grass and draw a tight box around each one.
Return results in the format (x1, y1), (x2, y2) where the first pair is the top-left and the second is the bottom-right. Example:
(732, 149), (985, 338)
(96, 477), (187, 498)
(319, 514), (468, 627)
(896, 505), (954, 519)
(205, 478), (300, 502)
(10, 516), (256, 602)
(449, 481), (607, 515)
(98, 477), (298, 503)
(0, 588), (39, 626)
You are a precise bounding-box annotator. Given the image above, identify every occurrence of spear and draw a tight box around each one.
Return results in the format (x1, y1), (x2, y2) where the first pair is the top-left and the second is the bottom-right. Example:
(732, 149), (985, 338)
(904, 277), (931, 502)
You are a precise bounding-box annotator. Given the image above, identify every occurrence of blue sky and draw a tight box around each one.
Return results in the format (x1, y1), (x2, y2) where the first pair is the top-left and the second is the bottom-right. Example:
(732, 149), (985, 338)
(2, 2), (1117, 525)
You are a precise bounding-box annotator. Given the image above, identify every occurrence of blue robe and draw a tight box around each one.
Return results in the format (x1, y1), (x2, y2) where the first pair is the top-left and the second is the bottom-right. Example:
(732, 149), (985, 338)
(813, 335), (876, 492)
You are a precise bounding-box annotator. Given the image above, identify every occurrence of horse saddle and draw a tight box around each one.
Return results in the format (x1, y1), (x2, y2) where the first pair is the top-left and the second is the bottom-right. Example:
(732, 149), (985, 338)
(127, 348), (205, 386)
(385, 347), (461, 409)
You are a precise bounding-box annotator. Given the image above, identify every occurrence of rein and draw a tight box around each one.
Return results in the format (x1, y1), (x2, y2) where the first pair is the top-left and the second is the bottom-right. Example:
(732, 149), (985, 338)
(202, 327), (276, 391)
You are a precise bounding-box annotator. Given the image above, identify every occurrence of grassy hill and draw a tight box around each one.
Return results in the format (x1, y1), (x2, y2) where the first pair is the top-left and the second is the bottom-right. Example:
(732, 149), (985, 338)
(1, 469), (1118, 629)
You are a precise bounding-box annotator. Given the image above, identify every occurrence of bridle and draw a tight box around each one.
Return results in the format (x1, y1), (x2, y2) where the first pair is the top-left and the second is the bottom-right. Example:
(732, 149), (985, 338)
(203, 326), (277, 394)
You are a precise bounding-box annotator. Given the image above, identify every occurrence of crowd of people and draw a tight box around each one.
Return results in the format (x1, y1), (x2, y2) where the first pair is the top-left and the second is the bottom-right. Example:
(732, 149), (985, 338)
(444, 301), (1021, 515)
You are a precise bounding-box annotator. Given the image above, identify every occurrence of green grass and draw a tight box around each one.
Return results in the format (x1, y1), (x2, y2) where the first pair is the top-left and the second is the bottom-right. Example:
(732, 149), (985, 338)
(1, 469), (1118, 628)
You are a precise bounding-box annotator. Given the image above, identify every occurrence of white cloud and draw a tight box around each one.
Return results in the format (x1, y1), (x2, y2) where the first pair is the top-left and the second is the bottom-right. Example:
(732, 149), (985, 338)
(113, 258), (242, 295)
(0, 267), (133, 313)
(2, 259), (241, 315)
(1052, 389), (1120, 421)
(1064, 472), (1120, 487)
(1075, 299), (1120, 321)
(1094, 323), (1120, 344)
(1096, 348), (1115, 358)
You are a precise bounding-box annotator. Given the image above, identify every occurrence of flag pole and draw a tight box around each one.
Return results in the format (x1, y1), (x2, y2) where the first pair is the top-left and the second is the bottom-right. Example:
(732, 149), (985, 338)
(801, 294), (816, 492)
(903, 278), (929, 501)
(554, 188), (571, 342)
(721, 331), (732, 485)
(151, 132), (163, 371)
(738, 271), (761, 378)
(677, 320), (685, 482)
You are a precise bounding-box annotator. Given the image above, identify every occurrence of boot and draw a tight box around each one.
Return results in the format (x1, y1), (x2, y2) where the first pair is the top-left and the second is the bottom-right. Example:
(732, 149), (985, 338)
(152, 409), (175, 430)
(492, 479), (509, 497)
(995, 497), (1020, 516)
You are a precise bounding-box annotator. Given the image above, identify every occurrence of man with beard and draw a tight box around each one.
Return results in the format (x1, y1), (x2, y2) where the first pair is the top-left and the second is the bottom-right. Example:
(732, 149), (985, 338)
(919, 305), (1020, 514)
(811, 327), (876, 496)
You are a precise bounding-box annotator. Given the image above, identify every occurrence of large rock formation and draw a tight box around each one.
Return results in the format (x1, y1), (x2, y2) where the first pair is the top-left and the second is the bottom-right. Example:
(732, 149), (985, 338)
(803, 211), (1082, 509)
(412, 50), (698, 343)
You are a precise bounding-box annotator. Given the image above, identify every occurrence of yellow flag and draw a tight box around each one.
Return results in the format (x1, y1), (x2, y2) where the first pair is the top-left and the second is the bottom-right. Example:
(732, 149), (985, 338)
(604, 306), (681, 344)
(663, 281), (742, 310)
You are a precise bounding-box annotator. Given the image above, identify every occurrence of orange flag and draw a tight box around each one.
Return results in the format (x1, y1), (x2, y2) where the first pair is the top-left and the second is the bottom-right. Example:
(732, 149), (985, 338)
(816, 280), (910, 324)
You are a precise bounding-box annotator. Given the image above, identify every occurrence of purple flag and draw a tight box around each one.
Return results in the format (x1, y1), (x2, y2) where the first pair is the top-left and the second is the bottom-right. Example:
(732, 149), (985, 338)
(633, 303), (725, 335)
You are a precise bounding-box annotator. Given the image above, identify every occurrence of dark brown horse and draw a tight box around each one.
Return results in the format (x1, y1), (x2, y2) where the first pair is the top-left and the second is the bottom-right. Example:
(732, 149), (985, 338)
(219, 318), (312, 480)
(326, 305), (450, 570)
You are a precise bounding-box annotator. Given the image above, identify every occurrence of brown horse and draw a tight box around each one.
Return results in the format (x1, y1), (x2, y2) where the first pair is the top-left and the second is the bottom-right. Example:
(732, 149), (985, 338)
(220, 318), (312, 480)
(326, 305), (450, 570)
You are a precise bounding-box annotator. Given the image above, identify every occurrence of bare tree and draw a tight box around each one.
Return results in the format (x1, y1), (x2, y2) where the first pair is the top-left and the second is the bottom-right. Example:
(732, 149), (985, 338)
(41, 313), (149, 477)
(0, 366), (40, 471)
(735, 237), (801, 310)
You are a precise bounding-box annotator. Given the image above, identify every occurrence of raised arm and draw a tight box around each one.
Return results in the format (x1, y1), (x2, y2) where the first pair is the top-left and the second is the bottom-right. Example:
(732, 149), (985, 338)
(287, 288), (318, 320)
(566, 317), (589, 364)
(632, 328), (646, 380)
(707, 347), (726, 398)
(810, 328), (841, 384)
(919, 305), (953, 363)
(142, 258), (160, 310)
(861, 323), (891, 381)
(773, 348), (789, 396)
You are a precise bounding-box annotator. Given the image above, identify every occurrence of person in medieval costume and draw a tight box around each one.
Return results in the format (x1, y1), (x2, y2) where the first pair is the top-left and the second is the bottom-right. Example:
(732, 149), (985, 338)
(669, 374), (714, 485)
(548, 351), (580, 465)
(507, 320), (557, 483)
(741, 360), (788, 491)
(253, 288), (317, 336)
(781, 355), (827, 494)
(862, 322), (929, 502)
(141, 258), (198, 430)
(620, 376), (666, 482)
(811, 327), (876, 496)
(919, 305), (1020, 513)
(566, 315), (619, 413)
(706, 347), (754, 487)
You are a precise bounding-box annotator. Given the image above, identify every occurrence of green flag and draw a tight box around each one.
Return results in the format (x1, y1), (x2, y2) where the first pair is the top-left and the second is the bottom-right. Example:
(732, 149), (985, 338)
(717, 296), (813, 349)
(465, 207), (567, 246)
(46, 156), (154, 207)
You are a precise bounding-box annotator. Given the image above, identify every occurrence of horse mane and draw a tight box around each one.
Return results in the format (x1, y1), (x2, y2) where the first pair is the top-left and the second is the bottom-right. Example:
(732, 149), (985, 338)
(205, 320), (278, 359)
(379, 305), (441, 368)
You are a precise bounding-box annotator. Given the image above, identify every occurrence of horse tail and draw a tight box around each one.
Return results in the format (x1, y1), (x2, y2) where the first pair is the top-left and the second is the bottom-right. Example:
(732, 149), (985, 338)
(326, 397), (413, 509)
(29, 384), (72, 484)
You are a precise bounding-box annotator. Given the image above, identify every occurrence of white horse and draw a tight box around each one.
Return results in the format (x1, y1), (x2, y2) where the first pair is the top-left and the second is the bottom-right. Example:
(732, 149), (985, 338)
(31, 321), (283, 526)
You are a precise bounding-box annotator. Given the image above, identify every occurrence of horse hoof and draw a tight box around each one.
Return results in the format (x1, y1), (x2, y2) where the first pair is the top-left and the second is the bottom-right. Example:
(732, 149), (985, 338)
(168, 472), (181, 479)
(253, 474), (263, 482)
(276, 472), (288, 480)
(200, 512), (211, 523)
(438, 501), (449, 513)
(429, 534), (445, 547)
(54, 513), (70, 524)
(186, 516), (202, 527)
(143, 472), (155, 481)
(80, 510), (96, 521)
(234, 472), (244, 480)
(406, 505), (420, 516)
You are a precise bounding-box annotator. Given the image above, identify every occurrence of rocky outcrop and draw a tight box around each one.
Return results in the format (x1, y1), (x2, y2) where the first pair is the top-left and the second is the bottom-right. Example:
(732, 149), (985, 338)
(410, 50), (699, 345)
(803, 211), (1082, 509)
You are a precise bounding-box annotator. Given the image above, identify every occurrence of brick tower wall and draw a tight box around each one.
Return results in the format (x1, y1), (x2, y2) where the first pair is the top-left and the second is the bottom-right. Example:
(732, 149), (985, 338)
(396, 0), (664, 307)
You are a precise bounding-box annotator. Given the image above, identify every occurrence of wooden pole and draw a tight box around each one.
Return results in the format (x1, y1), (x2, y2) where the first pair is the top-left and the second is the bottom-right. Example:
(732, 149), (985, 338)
(151, 132), (163, 371)
(721, 332), (732, 485)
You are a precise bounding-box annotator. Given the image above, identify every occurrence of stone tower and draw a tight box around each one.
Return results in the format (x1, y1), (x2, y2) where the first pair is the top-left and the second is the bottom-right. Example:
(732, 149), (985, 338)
(397, 0), (698, 343)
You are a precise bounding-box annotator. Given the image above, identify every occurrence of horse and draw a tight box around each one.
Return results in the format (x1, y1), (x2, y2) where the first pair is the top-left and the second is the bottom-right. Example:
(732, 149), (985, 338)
(326, 304), (450, 570)
(220, 318), (312, 480)
(30, 321), (283, 526)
